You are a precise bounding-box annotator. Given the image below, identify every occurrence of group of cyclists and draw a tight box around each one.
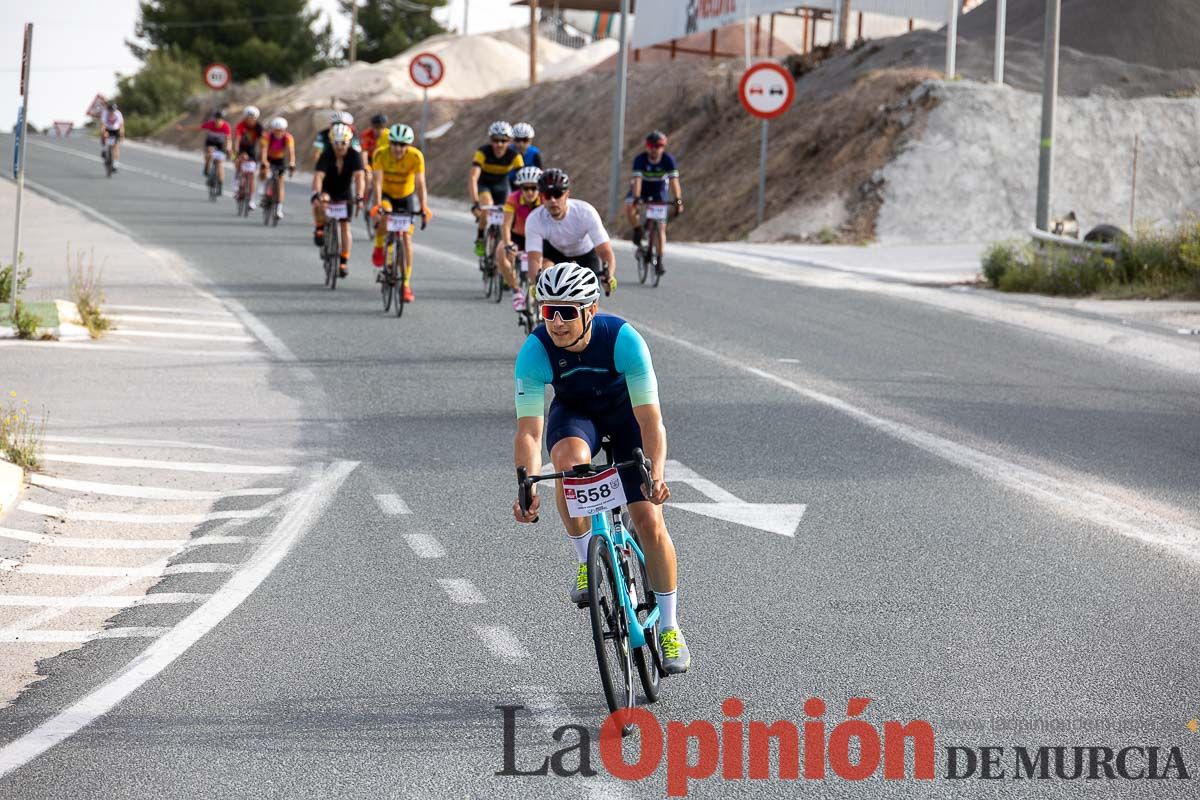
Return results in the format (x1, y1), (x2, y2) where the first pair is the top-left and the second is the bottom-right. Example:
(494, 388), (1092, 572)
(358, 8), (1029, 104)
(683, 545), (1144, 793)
(107, 103), (694, 680)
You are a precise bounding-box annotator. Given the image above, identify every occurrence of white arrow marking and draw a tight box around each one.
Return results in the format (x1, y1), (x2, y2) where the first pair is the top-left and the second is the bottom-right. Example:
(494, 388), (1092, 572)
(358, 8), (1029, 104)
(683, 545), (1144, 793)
(664, 460), (805, 537)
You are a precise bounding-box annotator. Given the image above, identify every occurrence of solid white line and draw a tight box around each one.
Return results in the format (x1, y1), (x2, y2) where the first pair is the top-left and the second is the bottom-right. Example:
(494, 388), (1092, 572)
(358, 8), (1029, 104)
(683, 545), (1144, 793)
(0, 527), (246, 549)
(18, 177), (137, 238)
(29, 139), (209, 193)
(0, 627), (170, 643)
(437, 578), (485, 605)
(0, 460), (357, 778)
(18, 500), (275, 525)
(217, 296), (301, 364)
(636, 320), (1200, 564)
(103, 304), (235, 318)
(474, 626), (530, 664)
(30, 473), (284, 500)
(0, 594), (209, 608)
(109, 329), (256, 343)
(106, 314), (245, 330)
(402, 534), (445, 559)
(0, 560), (236, 577)
(40, 454), (295, 474)
(664, 459), (743, 503)
(373, 493), (412, 515)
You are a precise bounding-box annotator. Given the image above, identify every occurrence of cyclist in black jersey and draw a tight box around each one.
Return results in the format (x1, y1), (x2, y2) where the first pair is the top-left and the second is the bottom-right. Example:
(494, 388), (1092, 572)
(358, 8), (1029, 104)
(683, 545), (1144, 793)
(468, 121), (523, 257)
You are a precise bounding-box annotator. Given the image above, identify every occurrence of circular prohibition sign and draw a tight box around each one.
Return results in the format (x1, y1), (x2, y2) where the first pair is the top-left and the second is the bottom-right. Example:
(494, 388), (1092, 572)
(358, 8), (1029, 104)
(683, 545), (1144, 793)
(203, 62), (232, 91)
(738, 61), (796, 121)
(409, 52), (445, 89)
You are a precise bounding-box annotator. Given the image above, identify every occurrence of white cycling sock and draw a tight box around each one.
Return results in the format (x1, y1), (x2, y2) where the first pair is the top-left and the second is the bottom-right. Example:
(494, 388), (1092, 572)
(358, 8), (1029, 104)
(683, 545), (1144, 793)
(568, 531), (590, 563)
(655, 590), (678, 629)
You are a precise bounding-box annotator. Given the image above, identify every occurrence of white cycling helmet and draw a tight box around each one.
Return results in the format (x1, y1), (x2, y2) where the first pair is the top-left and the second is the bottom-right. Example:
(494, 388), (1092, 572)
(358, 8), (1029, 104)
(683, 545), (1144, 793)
(514, 166), (542, 187)
(243, 105), (260, 119)
(513, 122), (535, 139)
(329, 123), (353, 144)
(270, 116), (287, 131)
(537, 263), (601, 306)
(339, 111), (354, 126)
(488, 120), (513, 139)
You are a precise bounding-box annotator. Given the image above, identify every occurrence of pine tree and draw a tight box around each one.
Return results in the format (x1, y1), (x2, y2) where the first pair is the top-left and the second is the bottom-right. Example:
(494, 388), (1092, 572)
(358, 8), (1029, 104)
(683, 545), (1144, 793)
(136, 0), (334, 83)
(341, 0), (447, 63)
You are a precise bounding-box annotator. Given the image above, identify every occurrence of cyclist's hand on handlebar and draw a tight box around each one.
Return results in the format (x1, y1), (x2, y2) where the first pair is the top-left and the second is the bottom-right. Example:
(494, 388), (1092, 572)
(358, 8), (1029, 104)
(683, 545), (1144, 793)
(647, 479), (671, 505)
(513, 493), (541, 523)
(287, 165), (295, 177)
(421, 207), (433, 224)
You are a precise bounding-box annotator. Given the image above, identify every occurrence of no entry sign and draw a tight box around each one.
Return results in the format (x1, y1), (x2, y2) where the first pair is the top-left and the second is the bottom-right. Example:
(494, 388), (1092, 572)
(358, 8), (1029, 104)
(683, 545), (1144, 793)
(739, 62), (795, 121)
(409, 53), (445, 89)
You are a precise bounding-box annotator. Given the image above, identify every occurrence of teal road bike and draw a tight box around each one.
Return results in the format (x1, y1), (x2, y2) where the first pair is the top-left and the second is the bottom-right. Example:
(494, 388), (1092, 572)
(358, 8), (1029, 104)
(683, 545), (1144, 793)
(518, 443), (666, 723)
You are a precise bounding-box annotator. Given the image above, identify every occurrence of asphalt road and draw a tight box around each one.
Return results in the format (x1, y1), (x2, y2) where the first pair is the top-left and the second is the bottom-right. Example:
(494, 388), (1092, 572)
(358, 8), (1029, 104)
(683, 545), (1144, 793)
(1, 134), (1199, 798)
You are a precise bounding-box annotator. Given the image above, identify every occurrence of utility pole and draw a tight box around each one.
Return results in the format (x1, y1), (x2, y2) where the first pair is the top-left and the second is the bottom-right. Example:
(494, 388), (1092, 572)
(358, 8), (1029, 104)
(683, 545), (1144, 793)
(9, 24), (32, 329)
(463, 0), (469, 36)
(1035, 0), (1061, 231)
(945, 0), (958, 78)
(605, 0), (630, 221)
(838, 0), (852, 46)
(530, 0), (539, 85)
(349, 2), (359, 62)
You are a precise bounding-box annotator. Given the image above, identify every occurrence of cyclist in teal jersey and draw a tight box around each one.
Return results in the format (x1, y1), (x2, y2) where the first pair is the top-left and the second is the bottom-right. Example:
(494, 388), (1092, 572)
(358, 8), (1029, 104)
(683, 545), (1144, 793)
(512, 262), (691, 674)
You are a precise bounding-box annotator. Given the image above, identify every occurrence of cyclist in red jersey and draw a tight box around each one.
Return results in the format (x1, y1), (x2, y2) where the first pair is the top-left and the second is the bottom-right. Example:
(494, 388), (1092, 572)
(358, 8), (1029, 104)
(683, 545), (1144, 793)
(233, 106), (265, 209)
(176, 109), (233, 189)
(499, 166), (542, 310)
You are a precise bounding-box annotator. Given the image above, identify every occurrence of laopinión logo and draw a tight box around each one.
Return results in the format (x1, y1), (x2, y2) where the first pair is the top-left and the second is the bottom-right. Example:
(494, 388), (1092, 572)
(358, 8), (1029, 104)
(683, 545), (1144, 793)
(497, 698), (1193, 797)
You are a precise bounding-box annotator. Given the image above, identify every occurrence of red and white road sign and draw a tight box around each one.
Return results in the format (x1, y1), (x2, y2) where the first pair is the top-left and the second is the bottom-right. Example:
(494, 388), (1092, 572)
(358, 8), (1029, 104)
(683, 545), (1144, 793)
(203, 62), (232, 90)
(408, 52), (445, 89)
(85, 93), (107, 118)
(738, 62), (795, 121)
(53, 121), (73, 138)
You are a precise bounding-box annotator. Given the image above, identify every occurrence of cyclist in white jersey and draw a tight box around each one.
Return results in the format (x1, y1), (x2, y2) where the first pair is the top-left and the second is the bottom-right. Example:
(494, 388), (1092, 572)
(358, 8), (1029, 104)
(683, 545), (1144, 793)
(99, 103), (125, 172)
(524, 169), (616, 294)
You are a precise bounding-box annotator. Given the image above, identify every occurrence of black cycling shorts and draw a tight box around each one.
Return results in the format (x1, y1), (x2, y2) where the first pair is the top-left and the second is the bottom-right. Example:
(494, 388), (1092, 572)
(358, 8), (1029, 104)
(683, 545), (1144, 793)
(541, 242), (603, 277)
(476, 175), (509, 202)
(382, 192), (419, 213)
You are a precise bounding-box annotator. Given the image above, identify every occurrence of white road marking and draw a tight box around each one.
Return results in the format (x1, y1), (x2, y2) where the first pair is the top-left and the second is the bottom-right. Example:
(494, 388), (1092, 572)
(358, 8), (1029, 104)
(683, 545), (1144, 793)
(0, 627), (170, 643)
(402, 534), (445, 559)
(0, 460), (357, 778)
(777, 357), (801, 364)
(0, 340), (267, 359)
(40, 435), (300, 455)
(218, 296), (303, 365)
(18, 500), (276, 525)
(40, 454), (295, 474)
(475, 626), (530, 664)
(664, 460), (741, 503)
(637, 320), (1200, 563)
(109, 329), (256, 343)
(0, 594), (209, 608)
(0, 560), (236, 577)
(373, 493), (412, 515)
(0, 527), (246, 549)
(436, 578), (485, 605)
(30, 473), (284, 500)
(103, 304), (235, 319)
(106, 314), (245, 330)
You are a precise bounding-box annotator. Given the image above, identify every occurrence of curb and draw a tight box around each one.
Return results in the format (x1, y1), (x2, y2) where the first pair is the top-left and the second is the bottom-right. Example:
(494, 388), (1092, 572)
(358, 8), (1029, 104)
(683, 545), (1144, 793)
(0, 299), (90, 341)
(0, 459), (22, 516)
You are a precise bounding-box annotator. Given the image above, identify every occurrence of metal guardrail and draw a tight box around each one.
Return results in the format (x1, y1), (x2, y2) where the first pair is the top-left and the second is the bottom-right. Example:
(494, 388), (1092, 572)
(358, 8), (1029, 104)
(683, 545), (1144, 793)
(1028, 225), (1120, 256)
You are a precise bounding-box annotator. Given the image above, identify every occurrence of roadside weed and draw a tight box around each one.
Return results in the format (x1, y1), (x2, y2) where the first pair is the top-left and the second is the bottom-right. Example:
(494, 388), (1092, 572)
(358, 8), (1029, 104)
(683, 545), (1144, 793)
(1, 391), (46, 472)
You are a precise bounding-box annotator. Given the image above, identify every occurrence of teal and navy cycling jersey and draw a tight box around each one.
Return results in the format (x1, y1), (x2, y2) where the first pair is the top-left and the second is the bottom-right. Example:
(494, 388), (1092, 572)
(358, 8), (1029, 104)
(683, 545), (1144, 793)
(631, 152), (679, 200)
(514, 313), (658, 418)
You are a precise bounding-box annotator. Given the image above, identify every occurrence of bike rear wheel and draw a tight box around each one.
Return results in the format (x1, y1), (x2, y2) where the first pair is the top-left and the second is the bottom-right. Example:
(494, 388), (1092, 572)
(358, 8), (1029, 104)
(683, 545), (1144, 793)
(393, 238), (407, 318)
(587, 536), (635, 724)
(324, 226), (340, 290)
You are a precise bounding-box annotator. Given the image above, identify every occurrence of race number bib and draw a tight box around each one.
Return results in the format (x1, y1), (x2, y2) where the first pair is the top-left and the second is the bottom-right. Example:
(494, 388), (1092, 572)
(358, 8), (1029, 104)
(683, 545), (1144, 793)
(562, 468), (626, 519)
(645, 204), (669, 221)
(387, 213), (413, 232)
(326, 202), (348, 220)
(240, 160), (257, 174)
(487, 208), (505, 226)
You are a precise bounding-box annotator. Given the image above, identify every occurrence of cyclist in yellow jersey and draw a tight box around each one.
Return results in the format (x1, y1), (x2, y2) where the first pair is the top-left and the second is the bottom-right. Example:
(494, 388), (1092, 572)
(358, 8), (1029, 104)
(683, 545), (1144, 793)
(371, 123), (432, 302)
(469, 121), (523, 257)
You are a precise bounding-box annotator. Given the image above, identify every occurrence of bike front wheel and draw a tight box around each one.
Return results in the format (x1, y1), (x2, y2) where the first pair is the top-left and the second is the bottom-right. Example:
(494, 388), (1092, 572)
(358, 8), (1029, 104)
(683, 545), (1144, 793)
(587, 536), (635, 725)
(627, 526), (662, 703)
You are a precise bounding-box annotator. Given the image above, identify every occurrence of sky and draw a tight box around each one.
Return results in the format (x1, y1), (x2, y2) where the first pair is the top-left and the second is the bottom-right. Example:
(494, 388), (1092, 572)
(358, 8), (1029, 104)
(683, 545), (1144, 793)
(1, 0), (531, 132)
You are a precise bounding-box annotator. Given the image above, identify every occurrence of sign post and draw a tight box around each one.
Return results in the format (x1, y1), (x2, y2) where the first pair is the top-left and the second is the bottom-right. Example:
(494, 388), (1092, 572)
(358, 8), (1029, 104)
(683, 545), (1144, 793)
(738, 61), (794, 227)
(10, 23), (32, 328)
(408, 52), (444, 153)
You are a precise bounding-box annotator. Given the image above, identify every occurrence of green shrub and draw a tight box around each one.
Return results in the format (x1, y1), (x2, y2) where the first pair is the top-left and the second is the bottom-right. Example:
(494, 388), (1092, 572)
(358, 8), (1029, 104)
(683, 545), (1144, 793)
(981, 241), (1025, 288)
(115, 47), (203, 136)
(11, 300), (41, 339)
(0, 255), (30, 304)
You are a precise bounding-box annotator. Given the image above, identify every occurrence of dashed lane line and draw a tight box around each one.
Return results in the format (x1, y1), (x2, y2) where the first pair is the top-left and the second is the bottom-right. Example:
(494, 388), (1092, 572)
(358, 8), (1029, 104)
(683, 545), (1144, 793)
(30, 473), (284, 500)
(19, 500), (278, 525)
(474, 626), (531, 664)
(39, 454), (296, 474)
(436, 578), (486, 605)
(0, 594), (210, 608)
(40, 435), (299, 455)
(0, 628), (171, 643)
(0, 527), (247, 550)
(103, 304), (236, 318)
(0, 460), (358, 779)
(0, 560), (236, 577)
(402, 534), (446, 559)
(374, 493), (412, 515)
